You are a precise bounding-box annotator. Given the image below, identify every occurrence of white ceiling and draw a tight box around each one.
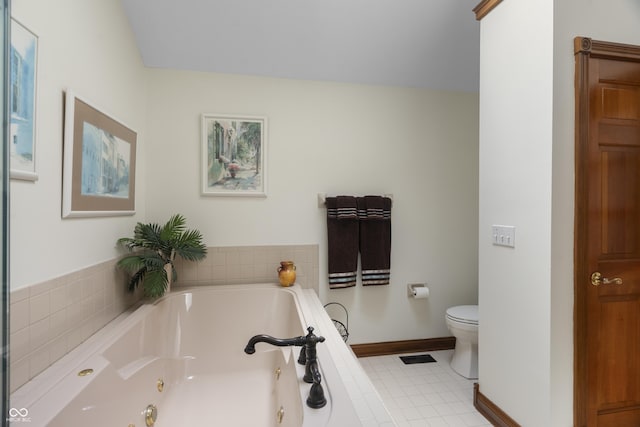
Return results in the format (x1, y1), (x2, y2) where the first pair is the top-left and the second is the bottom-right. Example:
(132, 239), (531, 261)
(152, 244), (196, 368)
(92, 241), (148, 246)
(120, 0), (480, 92)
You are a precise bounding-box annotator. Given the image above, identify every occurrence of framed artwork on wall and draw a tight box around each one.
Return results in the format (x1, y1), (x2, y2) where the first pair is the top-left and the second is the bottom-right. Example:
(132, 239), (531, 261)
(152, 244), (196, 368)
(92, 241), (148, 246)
(201, 114), (267, 197)
(62, 91), (137, 218)
(10, 18), (39, 181)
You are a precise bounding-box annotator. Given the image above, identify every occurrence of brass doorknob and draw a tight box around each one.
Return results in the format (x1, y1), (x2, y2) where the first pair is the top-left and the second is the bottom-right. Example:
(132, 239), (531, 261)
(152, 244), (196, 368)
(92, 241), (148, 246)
(591, 272), (623, 286)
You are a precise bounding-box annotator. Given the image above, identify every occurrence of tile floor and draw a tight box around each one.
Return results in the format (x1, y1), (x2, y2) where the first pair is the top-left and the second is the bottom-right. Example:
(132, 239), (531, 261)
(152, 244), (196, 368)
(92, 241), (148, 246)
(358, 350), (492, 427)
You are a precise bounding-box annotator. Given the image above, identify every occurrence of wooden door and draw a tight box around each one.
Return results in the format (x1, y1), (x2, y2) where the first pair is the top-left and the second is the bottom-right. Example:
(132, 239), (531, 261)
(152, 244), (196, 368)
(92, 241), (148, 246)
(575, 37), (640, 427)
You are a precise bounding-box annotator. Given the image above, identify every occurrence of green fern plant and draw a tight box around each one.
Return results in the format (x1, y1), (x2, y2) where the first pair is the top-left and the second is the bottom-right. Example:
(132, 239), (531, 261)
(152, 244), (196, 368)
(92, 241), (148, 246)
(117, 214), (207, 298)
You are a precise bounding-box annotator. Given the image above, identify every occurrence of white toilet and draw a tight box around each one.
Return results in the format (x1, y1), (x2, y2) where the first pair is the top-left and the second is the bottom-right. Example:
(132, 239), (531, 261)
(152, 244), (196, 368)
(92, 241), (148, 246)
(445, 305), (478, 379)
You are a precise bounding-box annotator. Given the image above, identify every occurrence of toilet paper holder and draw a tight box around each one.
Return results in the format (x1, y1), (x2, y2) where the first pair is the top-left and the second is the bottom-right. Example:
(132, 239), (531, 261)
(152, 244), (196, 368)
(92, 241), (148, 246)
(407, 283), (427, 297)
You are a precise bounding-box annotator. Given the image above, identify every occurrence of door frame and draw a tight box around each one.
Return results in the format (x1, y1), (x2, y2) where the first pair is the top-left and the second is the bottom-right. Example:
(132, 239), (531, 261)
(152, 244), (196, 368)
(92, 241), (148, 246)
(573, 37), (640, 427)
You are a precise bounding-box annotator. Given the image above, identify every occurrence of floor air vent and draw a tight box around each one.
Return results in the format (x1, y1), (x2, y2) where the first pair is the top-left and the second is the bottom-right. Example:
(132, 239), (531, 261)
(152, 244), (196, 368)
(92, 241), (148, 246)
(399, 354), (436, 365)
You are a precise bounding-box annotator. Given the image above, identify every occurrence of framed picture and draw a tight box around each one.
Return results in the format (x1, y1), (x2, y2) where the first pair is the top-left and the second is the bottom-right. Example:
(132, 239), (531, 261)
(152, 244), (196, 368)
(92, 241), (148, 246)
(201, 114), (267, 197)
(10, 18), (38, 181)
(62, 91), (137, 218)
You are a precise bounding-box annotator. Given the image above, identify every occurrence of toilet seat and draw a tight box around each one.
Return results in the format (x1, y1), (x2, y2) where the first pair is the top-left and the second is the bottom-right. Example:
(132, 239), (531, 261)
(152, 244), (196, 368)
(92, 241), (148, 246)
(446, 305), (478, 325)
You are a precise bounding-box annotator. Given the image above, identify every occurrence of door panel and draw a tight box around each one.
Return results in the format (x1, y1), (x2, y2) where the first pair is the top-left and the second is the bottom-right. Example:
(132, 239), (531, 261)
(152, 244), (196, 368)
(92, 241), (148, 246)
(601, 87), (640, 120)
(596, 298), (640, 406)
(600, 150), (640, 254)
(599, 123), (640, 146)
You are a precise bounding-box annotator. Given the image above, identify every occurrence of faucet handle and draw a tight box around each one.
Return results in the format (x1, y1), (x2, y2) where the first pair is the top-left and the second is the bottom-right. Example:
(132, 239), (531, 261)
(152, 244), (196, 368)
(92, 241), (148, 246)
(298, 327), (325, 365)
(305, 326), (326, 345)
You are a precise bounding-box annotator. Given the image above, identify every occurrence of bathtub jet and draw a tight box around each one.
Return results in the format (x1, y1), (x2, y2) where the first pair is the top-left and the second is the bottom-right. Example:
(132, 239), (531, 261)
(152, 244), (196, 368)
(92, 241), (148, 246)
(245, 326), (327, 408)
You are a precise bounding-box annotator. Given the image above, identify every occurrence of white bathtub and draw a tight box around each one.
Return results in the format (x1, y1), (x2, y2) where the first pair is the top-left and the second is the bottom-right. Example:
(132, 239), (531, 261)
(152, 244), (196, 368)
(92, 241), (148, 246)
(11, 284), (395, 426)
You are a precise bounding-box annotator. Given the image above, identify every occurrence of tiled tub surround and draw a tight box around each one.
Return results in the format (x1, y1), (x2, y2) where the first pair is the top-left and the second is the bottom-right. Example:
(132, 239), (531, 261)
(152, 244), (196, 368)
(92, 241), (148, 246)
(173, 244), (319, 292)
(9, 244), (319, 393)
(9, 259), (142, 393)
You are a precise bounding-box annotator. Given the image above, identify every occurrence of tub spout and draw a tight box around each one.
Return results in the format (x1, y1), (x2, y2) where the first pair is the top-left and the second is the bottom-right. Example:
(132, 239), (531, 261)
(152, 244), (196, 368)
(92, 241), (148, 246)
(244, 334), (307, 354)
(244, 326), (325, 356)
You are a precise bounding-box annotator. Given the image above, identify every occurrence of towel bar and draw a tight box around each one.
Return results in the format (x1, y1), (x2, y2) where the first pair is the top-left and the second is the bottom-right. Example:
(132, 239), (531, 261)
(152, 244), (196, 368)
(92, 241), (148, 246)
(317, 193), (393, 208)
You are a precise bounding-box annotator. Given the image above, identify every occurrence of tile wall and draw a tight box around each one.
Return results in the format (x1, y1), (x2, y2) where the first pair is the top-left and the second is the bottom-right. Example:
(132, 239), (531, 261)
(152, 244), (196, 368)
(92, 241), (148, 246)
(174, 244), (319, 292)
(9, 259), (141, 393)
(9, 244), (319, 393)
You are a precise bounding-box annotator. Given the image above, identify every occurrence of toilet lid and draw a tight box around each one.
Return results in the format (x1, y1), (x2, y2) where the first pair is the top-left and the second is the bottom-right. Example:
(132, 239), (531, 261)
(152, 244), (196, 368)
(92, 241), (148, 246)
(446, 305), (478, 325)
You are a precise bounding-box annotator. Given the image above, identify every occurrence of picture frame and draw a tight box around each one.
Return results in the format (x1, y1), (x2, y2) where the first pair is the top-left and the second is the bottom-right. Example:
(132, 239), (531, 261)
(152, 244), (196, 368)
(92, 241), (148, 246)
(62, 91), (137, 218)
(10, 18), (39, 181)
(201, 114), (267, 197)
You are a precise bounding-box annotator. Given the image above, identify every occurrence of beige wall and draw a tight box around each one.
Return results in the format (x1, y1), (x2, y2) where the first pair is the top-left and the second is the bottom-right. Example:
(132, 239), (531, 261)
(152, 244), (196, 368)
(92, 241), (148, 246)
(478, 1), (554, 425)
(10, 0), (148, 290)
(145, 69), (479, 344)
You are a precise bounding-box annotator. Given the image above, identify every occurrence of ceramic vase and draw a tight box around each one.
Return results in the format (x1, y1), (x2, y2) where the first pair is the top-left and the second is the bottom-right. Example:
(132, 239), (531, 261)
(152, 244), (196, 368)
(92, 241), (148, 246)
(277, 261), (296, 287)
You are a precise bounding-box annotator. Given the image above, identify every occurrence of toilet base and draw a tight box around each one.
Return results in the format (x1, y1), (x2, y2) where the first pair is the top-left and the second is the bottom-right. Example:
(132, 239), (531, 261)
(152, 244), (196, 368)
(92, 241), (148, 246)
(450, 340), (478, 379)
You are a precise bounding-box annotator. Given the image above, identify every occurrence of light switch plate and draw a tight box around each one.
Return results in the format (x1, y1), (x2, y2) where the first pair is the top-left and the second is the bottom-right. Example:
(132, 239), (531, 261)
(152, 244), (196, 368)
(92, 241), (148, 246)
(492, 225), (516, 248)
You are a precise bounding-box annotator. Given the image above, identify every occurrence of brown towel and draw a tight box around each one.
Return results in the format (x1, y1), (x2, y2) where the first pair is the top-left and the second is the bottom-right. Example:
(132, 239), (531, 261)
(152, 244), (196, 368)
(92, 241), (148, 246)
(326, 196), (359, 289)
(357, 196), (391, 286)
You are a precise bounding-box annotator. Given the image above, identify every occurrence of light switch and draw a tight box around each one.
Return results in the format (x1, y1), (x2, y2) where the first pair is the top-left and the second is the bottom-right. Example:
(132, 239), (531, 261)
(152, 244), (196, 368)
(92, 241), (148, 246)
(491, 225), (516, 248)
